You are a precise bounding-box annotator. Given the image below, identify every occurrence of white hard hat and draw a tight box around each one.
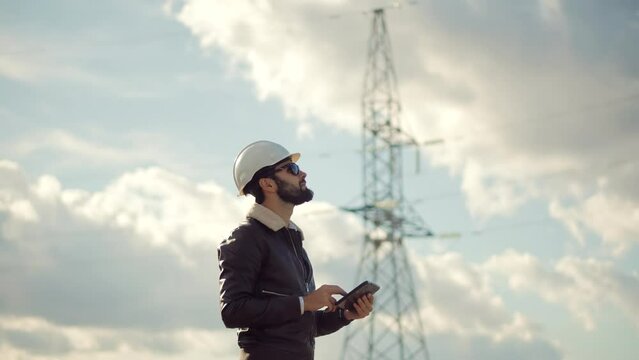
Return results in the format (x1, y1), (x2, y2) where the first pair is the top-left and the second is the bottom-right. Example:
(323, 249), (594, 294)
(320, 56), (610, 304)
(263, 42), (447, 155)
(233, 140), (300, 195)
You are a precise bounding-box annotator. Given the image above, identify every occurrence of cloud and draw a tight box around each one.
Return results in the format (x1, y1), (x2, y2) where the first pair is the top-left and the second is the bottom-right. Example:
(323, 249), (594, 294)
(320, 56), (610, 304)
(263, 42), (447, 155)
(0, 315), (238, 360)
(0, 163), (230, 331)
(413, 252), (539, 341)
(60, 167), (248, 254)
(3, 130), (188, 175)
(0, 34), (108, 86)
(402, 249), (638, 355)
(0, 160), (368, 358)
(0, 56), (43, 83)
(10, 130), (142, 166)
(6, 160), (639, 358)
(484, 249), (639, 330)
(550, 181), (639, 254)
(0, 33), (166, 99)
(171, 0), (639, 253)
(172, 0), (365, 133)
(0, 35), (63, 83)
(295, 201), (363, 263)
(428, 333), (562, 360)
(336, 250), (565, 359)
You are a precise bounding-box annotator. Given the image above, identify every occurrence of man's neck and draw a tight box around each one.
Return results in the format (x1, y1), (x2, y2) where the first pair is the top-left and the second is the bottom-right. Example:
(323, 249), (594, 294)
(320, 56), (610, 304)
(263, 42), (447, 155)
(261, 198), (294, 225)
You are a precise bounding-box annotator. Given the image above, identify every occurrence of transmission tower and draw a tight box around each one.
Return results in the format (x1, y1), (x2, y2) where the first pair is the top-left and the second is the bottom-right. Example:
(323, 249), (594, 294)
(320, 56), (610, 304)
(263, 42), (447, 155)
(340, 8), (432, 360)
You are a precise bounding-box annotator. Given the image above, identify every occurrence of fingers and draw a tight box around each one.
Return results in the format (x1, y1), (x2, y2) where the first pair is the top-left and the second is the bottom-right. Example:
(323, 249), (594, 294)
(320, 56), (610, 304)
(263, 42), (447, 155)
(326, 296), (337, 312)
(352, 301), (363, 316)
(310, 285), (345, 312)
(324, 284), (347, 296)
(352, 294), (374, 317)
(362, 293), (374, 308)
(322, 285), (346, 312)
(355, 298), (368, 314)
(312, 285), (374, 313)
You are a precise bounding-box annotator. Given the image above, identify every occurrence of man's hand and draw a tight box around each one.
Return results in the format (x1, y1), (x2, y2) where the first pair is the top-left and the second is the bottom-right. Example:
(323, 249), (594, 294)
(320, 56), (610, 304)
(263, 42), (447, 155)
(303, 285), (347, 312)
(344, 293), (374, 321)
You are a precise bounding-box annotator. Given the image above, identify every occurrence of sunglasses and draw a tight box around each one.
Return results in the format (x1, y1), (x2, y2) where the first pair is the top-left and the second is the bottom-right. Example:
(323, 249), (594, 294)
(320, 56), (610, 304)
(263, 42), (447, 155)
(273, 162), (300, 176)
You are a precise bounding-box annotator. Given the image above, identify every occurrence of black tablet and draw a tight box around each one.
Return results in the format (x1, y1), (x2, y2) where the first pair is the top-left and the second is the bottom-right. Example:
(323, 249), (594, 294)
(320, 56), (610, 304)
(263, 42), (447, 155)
(336, 281), (380, 311)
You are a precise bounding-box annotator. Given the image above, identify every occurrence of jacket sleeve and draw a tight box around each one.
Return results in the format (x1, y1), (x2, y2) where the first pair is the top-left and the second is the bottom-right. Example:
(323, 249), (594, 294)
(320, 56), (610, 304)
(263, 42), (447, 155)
(218, 227), (301, 329)
(314, 309), (352, 337)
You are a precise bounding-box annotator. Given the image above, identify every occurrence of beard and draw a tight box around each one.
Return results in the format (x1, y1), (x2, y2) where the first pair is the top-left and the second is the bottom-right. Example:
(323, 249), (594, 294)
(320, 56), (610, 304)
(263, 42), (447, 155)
(274, 176), (314, 205)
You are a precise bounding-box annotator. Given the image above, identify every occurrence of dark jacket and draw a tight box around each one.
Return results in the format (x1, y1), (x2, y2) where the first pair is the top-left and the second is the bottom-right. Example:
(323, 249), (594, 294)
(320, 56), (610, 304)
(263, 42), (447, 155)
(218, 204), (351, 359)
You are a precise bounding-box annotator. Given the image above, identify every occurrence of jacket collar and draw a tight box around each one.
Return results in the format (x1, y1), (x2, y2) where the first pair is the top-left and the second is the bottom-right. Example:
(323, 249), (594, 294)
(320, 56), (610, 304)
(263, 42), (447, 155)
(247, 203), (304, 239)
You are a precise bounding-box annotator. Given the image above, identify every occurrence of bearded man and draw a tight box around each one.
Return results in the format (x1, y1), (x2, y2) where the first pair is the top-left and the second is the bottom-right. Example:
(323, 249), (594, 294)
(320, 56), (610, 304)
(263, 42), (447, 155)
(218, 140), (375, 360)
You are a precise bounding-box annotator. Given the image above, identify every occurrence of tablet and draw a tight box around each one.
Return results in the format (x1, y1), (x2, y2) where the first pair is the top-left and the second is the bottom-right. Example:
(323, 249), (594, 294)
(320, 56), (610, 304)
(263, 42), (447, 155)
(336, 281), (380, 311)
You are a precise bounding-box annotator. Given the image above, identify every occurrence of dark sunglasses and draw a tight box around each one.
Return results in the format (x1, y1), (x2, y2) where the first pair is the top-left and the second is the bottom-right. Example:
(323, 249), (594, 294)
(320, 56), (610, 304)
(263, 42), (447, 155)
(273, 162), (300, 175)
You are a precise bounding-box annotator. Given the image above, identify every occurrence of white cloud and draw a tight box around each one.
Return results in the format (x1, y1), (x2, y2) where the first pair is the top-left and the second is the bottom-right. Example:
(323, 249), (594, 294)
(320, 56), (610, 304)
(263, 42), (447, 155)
(0, 35), (109, 86)
(7, 160), (639, 359)
(335, 249), (567, 359)
(539, 0), (564, 25)
(295, 201), (363, 263)
(0, 35), (60, 82)
(0, 315), (238, 360)
(0, 34), (166, 99)
(484, 249), (639, 330)
(171, 0), (639, 253)
(550, 186), (639, 255)
(413, 252), (539, 341)
(7, 130), (177, 169)
(0, 160), (369, 358)
(0, 56), (42, 83)
(406, 249), (639, 348)
(62, 167), (248, 253)
(173, 0), (364, 133)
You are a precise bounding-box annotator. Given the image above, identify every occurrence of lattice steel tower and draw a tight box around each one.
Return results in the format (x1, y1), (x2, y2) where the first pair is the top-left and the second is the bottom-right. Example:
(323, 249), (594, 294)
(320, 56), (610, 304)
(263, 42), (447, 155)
(340, 8), (432, 360)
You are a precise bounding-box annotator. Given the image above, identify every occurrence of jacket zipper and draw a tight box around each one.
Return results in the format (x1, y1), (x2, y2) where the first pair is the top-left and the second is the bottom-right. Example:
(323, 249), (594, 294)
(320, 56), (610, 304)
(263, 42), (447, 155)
(287, 229), (309, 292)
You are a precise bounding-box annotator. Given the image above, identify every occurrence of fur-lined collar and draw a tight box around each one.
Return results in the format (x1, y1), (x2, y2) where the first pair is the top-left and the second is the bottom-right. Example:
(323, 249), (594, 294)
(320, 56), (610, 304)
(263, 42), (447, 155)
(247, 203), (304, 239)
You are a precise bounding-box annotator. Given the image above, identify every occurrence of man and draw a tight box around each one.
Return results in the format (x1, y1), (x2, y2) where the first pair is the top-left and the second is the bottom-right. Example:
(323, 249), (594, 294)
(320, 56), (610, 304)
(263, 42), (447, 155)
(218, 140), (374, 359)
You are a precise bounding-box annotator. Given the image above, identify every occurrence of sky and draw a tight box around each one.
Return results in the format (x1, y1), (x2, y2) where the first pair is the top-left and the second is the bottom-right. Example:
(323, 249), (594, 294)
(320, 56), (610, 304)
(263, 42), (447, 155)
(1, 0), (638, 359)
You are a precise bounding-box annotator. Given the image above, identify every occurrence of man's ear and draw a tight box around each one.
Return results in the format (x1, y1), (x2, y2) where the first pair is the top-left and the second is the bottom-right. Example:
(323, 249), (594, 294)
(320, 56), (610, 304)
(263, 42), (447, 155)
(258, 177), (277, 194)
